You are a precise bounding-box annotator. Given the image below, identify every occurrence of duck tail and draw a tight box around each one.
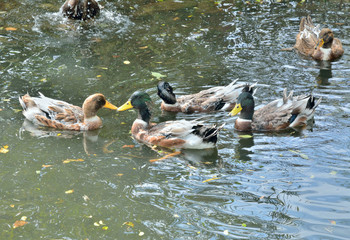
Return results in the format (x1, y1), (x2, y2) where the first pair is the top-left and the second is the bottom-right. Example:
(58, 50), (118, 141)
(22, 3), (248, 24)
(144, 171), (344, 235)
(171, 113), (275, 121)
(193, 123), (225, 144)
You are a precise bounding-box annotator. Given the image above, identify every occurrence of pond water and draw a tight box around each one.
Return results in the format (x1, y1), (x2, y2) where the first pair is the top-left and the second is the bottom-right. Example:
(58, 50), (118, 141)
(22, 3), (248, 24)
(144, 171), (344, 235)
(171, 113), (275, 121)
(1, 0), (349, 239)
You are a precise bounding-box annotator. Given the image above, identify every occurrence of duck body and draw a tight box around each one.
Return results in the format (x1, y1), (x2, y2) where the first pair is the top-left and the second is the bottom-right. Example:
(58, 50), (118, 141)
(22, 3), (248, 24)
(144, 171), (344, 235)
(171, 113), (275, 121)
(157, 80), (247, 113)
(61, 0), (100, 21)
(118, 91), (222, 149)
(19, 93), (117, 131)
(230, 86), (321, 132)
(294, 16), (343, 61)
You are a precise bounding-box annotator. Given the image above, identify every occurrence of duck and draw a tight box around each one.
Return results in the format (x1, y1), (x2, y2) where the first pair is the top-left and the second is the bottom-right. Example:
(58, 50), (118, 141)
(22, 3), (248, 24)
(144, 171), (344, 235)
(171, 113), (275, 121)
(61, 0), (100, 21)
(118, 91), (223, 149)
(157, 80), (251, 113)
(19, 93), (117, 131)
(230, 85), (321, 131)
(294, 15), (344, 61)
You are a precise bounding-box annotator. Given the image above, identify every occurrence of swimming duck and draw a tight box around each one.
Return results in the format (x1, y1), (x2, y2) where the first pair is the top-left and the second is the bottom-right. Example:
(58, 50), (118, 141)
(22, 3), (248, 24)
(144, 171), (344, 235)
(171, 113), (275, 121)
(118, 91), (223, 149)
(61, 0), (100, 21)
(157, 80), (250, 113)
(19, 93), (117, 131)
(230, 85), (321, 131)
(294, 15), (343, 61)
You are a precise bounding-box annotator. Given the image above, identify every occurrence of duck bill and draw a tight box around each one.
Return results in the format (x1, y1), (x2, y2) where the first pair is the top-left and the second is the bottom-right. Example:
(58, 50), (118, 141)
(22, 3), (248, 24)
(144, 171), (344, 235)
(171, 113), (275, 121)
(315, 38), (324, 49)
(103, 100), (118, 110)
(117, 100), (134, 111)
(230, 103), (242, 116)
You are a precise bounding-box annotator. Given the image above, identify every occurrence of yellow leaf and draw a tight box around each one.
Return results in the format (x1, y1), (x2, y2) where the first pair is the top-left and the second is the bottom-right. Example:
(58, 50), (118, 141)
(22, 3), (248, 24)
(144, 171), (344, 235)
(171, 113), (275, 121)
(20, 216), (27, 221)
(6, 27), (17, 31)
(242, 223), (247, 227)
(3, 145), (9, 149)
(116, 173), (124, 177)
(65, 189), (74, 194)
(40, 78), (47, 82)
(10, 204), (15, 208)
(13, 220), (28, 228)
(238, 134), (253, 138)
(100, 67), (108, 70)
(139, 232), (144, 236)
(139, 46), (148, 49)
(94, 222), (100, 226)
(63, 158), (84, 163)
(223, 230), (229, 235)
(42, 164), (53, 168)
(0, 147), (9, 154)
(57, 133), (61, 136)
(202, 177), (220, 183)
(330, 171), (337, 175)
(97, 75), (102, 78)
(123, 221), (134, 228)
(102, 226), (108, 230)
(330, 220), (336, 225)
(123, 60), (130, 65)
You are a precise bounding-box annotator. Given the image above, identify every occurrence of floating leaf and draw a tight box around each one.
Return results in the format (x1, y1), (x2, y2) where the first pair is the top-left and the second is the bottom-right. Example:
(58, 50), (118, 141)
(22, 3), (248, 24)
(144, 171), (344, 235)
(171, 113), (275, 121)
(10, 204), (15, 208)
(13, 220), (28, 228)
(122, 145), (135, 148)
(330, 220), (336, 225)
(242, 223), (247, 227)
(0, 147), (9, 154)
(223, 230), (229, 235)
(238, 134), (253, 138)
(57, 133), (61, 136)
(82, 195), (90, 202)
(123, 221), (134, 228)
(36, 170), (41, 174)
(96, 75), (102, 78)
(202, 177), (220, 183)
(102, 226), (108, 230)
(139, 46), (148, 49)
(99, 67), (108, 70)
(123, 60), (130, 65)
(42, 164), (53, 168)
(6, 27), (17, 31)
(330, 171), (337, 176)
(289, 150), (309, 160)
(174, 214), (180, 218)
(40, 78), (47, 82)
(139, 232), (144, 236)
(151, 72), (166, 80)
(103, 140), (115, 153)
(116, 173), (124, 177)
(63, 158), (84, 164)
(65, 189), (74, 194)
(99, 220), (105, 225)
(94, 222), (100, 226)
(188, 165), (197, 170)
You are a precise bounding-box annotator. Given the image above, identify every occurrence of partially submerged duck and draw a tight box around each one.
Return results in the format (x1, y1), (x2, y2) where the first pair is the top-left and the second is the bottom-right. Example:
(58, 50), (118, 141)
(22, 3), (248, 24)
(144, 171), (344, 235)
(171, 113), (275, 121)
(157, 80), (250, 113)
(230, 85), (321, 131)
(294, 15), (344, 61)
(19, 93), (117, 131)
(61, 0), (100, 21)
(118, 91), (223, 149)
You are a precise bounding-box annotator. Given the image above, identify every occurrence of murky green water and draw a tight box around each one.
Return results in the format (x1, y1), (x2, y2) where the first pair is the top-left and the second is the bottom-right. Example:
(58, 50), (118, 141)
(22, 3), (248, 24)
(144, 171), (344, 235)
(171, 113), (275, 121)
(1, 0), (349, 239)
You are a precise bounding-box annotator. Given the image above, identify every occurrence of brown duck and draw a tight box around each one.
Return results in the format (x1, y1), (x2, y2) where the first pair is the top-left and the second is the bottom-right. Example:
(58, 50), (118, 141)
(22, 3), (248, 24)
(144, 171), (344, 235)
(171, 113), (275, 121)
(61, 0), (100, 21)
(19, 93), (117, 131)
(294, 16), (344, 61)
(230, 85), (321, 131)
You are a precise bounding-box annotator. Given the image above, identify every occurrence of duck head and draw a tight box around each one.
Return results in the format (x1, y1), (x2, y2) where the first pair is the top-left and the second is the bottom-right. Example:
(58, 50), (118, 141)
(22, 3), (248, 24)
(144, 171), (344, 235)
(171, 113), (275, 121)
(157, 82), (177, 104)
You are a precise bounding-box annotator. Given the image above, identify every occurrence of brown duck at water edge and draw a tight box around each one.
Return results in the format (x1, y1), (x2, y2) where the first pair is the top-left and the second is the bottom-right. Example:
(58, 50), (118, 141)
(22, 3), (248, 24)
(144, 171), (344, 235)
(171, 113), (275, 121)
(61, 0), (100, 21)
(157, 80), (254, 113)
(19, 93), (117, 131)
(118, 91), (223, 149)
(230, 85), (321, 132)
(294, 16), (344, 61)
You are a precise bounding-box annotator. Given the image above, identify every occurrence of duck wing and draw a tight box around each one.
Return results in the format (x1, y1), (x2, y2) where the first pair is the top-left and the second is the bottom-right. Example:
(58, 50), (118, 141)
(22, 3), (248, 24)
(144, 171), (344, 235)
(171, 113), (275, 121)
(295, 16), (319, 56)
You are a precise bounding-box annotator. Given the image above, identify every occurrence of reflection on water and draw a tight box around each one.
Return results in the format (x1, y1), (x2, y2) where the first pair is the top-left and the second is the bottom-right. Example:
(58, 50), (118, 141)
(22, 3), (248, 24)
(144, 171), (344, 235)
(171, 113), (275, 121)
(316, 61), (333, 85)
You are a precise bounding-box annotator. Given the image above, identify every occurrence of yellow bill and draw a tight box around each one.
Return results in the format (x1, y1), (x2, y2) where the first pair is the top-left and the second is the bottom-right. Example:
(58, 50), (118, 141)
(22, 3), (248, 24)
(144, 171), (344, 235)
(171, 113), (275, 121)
(230, 103), (242, 116)
(103, 100), (118, 110)
(315, 38), (324, 49)
(118, 100), (134, 111)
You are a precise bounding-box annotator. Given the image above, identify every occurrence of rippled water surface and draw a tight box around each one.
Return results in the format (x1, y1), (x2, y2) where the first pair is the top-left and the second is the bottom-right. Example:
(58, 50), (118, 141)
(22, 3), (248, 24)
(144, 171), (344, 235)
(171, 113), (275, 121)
(1, 0), (349, 239)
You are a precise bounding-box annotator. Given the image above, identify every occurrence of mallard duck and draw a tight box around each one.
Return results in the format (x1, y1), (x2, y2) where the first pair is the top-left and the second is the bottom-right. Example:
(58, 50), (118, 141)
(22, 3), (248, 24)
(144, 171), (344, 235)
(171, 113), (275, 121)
(61, 0), (100, 21)
(157, 80), (250, 113)
(230, 85), (321, 131)
(294, 15), (344, 61)
(118, 91), (223, 149)
(19, 93), (117, 131)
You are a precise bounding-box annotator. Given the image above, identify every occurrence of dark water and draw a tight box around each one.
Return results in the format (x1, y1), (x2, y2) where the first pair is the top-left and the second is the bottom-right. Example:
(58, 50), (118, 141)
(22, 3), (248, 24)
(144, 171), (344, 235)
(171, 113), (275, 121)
(1, 0), (349, 239)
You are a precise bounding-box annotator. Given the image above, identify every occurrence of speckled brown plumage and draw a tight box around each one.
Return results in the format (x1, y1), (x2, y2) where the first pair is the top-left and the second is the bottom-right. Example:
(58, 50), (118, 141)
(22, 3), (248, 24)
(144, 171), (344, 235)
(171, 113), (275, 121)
(19, 93), (117, 131)
(294, 16), (343, 61)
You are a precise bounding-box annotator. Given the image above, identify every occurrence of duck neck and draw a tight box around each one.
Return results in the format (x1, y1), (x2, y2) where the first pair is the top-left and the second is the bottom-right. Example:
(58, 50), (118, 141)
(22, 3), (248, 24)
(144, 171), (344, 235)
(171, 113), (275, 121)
(138, 105), (151, 125)
(240, 105), (254, 121)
